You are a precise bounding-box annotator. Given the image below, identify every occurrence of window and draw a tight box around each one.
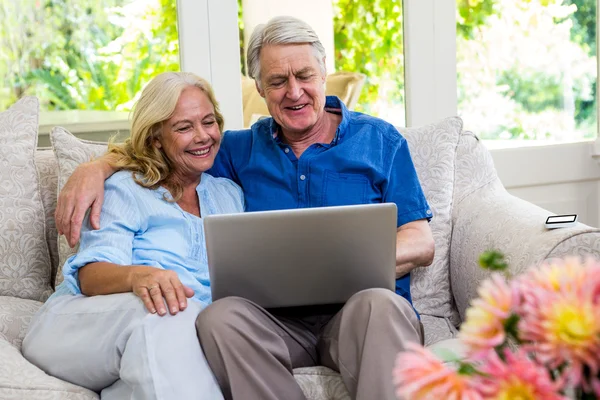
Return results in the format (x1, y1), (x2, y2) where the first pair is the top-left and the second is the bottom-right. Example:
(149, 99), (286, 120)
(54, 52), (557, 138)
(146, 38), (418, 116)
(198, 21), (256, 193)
(0, 0), (179, 113)
(237, 0), (405, 127)
(456, 0), (597, 143)
(332, 0), (405, 126)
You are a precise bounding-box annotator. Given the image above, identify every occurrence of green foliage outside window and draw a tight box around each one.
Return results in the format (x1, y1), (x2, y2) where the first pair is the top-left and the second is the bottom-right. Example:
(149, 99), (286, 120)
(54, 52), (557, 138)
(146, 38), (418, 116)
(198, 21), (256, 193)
(331, 0), (404, 114)
(0, 0), (179, 111)
(457, 0), (596, 140)
(1, 0), (597, 141)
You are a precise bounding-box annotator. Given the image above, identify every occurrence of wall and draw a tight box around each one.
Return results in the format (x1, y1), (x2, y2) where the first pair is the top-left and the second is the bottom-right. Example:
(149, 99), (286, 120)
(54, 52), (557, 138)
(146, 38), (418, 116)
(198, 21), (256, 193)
(491, 141), (600, 227)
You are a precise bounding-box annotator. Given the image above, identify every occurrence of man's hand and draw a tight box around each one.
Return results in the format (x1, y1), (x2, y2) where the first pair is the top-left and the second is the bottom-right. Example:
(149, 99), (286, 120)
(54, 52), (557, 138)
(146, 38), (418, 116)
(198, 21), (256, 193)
(395, 219), (435, 278)
(130, 268), (195, 316)
(55, 158), (115, 247)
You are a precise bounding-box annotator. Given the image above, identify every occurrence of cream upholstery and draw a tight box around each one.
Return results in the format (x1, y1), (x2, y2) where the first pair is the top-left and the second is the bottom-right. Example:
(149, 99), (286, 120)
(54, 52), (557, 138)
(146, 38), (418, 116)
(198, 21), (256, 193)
(0, 97), (53, 302)
(0, 104), (599, 398)
(324, 71), (366, 110)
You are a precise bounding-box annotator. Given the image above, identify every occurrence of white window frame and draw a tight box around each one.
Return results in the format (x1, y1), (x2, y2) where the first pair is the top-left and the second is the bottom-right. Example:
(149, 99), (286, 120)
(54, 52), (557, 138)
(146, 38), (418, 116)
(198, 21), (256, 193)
(177, 0), (243, 130)
(35, 0), (600, 155)
(403, 0), (457, 127)
(52, 0), (597, 151)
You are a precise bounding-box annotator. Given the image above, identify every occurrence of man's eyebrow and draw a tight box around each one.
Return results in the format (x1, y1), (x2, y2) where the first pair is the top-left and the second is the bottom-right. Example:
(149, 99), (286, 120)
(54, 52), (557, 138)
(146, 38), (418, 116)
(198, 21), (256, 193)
(266, 74), (287, 81)
(267, 68), (315, 81)
(295, 67), (315, 75)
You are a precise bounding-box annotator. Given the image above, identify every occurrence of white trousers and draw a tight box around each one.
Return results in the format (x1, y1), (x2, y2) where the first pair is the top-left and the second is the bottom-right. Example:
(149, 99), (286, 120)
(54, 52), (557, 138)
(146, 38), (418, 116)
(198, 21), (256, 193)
(22, 293), (223, 400)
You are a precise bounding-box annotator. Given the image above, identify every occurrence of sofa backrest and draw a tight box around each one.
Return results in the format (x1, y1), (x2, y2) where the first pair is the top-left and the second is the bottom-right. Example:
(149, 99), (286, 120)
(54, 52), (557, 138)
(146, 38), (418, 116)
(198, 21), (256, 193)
(36, 148), (60, 288)
(0, 97), (53, 301)
(33, 117), (497, 329)
(397, 117), (464, 327)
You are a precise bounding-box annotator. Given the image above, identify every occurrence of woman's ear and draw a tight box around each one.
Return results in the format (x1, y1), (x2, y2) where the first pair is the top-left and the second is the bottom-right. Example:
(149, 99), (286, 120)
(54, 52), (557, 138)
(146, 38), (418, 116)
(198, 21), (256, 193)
(154, 138), (162, 149)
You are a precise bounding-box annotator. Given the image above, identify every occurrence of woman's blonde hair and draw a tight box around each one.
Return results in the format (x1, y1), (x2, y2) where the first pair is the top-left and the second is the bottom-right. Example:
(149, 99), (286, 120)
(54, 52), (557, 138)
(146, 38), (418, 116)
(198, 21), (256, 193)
(108, 72), (224, 201)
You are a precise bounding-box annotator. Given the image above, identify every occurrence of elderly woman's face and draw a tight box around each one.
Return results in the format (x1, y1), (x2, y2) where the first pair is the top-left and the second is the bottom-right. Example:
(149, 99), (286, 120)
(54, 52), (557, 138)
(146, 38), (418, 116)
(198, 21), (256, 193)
(155, 86), (221, 183)
(257, 43), (326, 136)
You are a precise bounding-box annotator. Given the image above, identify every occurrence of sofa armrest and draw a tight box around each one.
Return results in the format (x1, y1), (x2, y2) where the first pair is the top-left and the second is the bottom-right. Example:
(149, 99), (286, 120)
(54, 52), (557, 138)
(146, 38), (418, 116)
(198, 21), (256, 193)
(450, 179), (600, 321)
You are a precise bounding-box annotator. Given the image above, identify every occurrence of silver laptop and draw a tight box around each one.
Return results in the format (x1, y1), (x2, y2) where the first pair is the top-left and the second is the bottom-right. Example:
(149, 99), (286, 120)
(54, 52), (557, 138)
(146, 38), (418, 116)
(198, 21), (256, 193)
(203, 203), (397, 308)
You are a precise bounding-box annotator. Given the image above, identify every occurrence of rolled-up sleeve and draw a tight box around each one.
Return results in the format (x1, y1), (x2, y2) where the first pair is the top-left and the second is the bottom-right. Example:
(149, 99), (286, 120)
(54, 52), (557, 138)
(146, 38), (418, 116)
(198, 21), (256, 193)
(62, 175), (141, 294)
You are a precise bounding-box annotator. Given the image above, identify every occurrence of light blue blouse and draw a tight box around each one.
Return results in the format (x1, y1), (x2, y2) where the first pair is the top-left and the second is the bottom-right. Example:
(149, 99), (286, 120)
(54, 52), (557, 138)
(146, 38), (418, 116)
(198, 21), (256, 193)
(51, 170), (245, 306)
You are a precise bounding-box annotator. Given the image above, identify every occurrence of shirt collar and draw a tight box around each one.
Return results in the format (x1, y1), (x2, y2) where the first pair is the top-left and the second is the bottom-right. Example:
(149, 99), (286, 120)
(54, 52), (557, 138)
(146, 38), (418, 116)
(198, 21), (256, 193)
(268, 96), (351, 144)
(148, 173), (208, 201)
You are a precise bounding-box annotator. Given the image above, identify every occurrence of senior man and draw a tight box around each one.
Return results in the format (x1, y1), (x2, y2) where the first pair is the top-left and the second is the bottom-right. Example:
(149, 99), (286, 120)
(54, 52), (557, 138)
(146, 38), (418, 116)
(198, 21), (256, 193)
(56, 16), (434, 400)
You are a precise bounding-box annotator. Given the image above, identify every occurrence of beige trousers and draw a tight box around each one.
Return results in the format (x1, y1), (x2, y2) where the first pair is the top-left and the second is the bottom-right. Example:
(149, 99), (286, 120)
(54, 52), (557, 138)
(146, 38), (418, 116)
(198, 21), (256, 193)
(196, 288), (422, 400)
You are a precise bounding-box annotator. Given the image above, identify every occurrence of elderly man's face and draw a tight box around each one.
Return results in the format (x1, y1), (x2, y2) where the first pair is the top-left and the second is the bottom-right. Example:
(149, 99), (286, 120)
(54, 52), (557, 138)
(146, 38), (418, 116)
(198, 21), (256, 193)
(257, 44), (326, 136)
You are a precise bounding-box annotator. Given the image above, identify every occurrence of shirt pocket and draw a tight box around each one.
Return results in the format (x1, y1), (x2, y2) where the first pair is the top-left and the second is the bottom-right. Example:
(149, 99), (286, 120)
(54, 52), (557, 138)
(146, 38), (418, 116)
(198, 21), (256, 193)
(322, 171), (369, 207)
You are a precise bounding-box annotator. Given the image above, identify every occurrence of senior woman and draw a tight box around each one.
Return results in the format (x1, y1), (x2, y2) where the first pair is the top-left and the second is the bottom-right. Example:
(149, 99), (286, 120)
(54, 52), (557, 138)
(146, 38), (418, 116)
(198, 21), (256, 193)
(21, 72), (243, 400)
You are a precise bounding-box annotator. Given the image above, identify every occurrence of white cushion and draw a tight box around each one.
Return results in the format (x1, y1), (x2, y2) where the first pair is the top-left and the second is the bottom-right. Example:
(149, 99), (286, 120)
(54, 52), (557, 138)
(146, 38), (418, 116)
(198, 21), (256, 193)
(398, 117), (463, 328)
(50, 127), (108, 286)
(36, 150), (60, 289)
(0, 97), (53, 301)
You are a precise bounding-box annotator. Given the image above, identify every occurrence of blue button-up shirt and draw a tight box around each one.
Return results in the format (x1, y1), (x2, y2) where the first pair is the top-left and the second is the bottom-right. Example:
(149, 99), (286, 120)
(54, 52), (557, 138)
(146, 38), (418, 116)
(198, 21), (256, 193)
(209, 96), (431, 306)
(54, 170), (245, 304)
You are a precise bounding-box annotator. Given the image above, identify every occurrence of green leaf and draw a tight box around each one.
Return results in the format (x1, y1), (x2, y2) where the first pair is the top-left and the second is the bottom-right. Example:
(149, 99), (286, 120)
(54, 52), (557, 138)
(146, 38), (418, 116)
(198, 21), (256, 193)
(478, 250), (508, 272)
(503, 313), (521, 341)
(457, 362), (485, 376)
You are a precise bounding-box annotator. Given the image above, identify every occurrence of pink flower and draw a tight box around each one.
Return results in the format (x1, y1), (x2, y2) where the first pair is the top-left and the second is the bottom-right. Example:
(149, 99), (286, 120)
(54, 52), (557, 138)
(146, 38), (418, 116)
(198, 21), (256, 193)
(519, 257), (588, 295)
(459, 274), (518, 357)
(581, 258), (600, 306)
(473, 349), (567, 400)
(518, 284), (600, 391)
(394, 343), (482, 400)
(516, 257), (600, 391)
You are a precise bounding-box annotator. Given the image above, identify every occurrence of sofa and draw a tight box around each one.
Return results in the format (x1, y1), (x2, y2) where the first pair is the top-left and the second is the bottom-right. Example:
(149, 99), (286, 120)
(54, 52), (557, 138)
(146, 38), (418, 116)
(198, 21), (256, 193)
(1, 96), (599, 400)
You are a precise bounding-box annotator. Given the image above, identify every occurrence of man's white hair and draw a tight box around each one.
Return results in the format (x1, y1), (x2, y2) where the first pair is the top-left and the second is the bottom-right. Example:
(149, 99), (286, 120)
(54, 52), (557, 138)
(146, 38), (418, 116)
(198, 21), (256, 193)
(246, 16), (326, 89)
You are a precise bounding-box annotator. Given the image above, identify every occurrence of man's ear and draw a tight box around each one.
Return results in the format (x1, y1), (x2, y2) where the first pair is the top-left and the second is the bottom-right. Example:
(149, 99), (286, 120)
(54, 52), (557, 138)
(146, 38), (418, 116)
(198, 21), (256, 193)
(255, 79), (266, 98)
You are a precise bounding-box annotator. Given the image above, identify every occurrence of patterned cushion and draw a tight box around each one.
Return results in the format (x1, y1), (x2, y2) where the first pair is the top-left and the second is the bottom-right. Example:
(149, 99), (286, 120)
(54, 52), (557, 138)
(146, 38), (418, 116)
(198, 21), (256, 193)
(50, 127), (108, 286)
(0, 338), (98, 400)
(0, 97), (53, 301)
(35, 150), (60, 289)
(0, 296), (42, 350)
(294, 366), (350, 400)
(421, 314), (458, 347)
(547, 231), (600, 259)
(398, 117), (463, 327)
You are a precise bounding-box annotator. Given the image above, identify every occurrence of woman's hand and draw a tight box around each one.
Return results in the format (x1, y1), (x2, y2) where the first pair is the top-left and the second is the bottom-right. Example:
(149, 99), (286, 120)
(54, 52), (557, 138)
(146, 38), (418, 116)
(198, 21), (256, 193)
(130, 268), (195, 316)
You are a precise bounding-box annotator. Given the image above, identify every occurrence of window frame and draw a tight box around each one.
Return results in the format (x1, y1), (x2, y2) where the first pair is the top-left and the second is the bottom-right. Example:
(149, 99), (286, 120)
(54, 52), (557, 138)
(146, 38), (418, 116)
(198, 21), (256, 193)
(177, 0), (243, 130)
(403, 0), (457, 128)
(33, 0), (600, 155)
(38, 0), (243, 136)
